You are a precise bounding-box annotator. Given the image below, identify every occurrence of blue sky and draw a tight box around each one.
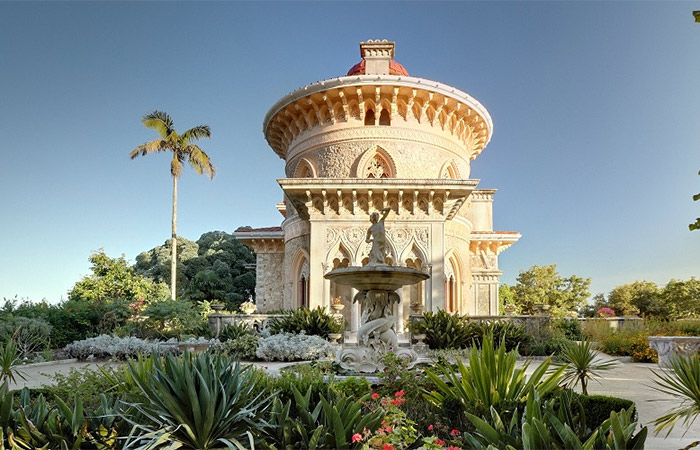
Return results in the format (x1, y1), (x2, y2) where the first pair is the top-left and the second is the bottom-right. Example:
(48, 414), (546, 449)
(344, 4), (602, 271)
(1, 1), (699, 302)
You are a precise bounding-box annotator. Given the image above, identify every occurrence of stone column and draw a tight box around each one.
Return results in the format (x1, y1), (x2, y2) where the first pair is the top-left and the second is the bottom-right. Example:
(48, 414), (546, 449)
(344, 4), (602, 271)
(430, 223), (446, 311)
(308, 220), (326, 310)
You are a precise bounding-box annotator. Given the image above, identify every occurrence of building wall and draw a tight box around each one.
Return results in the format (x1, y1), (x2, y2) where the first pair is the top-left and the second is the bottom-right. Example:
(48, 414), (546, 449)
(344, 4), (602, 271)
(255, 252), (285, 311)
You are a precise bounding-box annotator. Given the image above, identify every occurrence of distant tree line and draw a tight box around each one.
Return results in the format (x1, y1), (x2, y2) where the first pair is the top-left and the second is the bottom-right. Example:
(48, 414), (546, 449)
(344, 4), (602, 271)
(500, 264), (700, 320)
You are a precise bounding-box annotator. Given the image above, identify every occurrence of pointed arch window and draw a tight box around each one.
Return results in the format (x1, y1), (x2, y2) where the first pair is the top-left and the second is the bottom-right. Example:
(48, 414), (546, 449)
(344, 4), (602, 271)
(364, 109), (376, 126)
(379, 109), (391, 126)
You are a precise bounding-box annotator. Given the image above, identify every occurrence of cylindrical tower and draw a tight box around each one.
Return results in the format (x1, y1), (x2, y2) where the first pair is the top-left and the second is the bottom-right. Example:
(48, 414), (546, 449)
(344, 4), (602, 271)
(236, 40), (519, 325)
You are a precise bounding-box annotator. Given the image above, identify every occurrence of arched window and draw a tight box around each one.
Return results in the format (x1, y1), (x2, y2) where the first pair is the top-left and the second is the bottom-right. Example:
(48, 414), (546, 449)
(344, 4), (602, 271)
(364, 109), (376, 126)
(379, 109), (391, 126)
(299, 275), (308, 309)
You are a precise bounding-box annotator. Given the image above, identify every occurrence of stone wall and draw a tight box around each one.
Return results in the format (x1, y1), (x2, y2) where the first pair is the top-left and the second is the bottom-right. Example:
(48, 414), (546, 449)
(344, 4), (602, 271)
(283, 234), (310, 309)
(255, 252), (284, 312)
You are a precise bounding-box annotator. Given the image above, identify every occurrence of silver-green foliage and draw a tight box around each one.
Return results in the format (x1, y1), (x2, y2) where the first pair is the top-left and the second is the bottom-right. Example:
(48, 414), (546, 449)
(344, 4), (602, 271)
(255, 333), (337, 362)
(122, 352), (268, 449)
(63, 335), (179, 360)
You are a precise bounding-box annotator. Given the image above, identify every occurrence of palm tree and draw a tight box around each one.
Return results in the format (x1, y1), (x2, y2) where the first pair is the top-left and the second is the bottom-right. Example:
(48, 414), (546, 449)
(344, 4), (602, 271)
(130, 110), (215, 300)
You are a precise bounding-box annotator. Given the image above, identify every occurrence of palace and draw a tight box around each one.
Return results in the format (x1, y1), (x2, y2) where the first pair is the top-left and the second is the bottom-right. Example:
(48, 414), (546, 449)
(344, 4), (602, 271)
(234, 40), (519, 332)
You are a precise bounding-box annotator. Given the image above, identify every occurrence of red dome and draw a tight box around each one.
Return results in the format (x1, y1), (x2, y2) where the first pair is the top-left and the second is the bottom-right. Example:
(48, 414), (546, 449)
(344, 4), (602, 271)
(346, 60), (409, 76)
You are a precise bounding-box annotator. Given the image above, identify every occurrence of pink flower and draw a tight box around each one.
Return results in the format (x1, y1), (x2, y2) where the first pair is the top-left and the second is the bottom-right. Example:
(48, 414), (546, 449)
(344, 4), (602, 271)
(394, 390), (405, 397)
(351, 433), (362, 443)
(428, 424), (434, 431)
(446, 447), (462, 450)
(450, 429), (460, 436)
(434, 439), (445, 446)
(384, 426), (392, 433)
(371, 392), (381, 400)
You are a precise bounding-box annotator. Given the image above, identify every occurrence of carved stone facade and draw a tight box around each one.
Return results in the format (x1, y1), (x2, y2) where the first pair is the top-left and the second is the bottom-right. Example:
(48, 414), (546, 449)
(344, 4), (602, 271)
(235, 40), (520, 327)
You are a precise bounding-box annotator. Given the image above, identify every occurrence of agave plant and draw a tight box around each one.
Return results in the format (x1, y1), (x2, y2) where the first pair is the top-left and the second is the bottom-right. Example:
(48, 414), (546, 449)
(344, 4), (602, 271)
(121, 351), (269, 449)
(651, 352), (700, 440)
(554, 339), (618, 395)
(424, 334), (564, 418)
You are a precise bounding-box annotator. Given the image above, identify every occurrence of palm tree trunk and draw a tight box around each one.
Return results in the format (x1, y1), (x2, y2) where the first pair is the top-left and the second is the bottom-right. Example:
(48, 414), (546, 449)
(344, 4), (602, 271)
(171, 175), (178, 301)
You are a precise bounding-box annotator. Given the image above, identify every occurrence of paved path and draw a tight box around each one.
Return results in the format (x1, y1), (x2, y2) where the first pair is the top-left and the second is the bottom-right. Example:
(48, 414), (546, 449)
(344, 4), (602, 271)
(8, 356), (700, 449)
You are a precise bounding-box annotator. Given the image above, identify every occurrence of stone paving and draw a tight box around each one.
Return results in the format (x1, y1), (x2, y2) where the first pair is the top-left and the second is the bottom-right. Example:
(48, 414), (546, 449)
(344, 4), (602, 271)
(8, 355), (700, 449)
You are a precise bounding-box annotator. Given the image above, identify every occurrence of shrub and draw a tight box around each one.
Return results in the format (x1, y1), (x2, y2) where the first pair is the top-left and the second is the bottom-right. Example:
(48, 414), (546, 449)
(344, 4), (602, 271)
(331, 376), (372, 400)
(218, 322), (253, 341)
(599, 330), (657, 362)
(575, 393), (636, 431)
(268, 306), (341, 338)
(217, 334), (259, 360)
(255, 333), (338, 361)
(46, 366), (123, 411)
(522, 333), (571, 356)
(553, 318), (582, 341)
(408, 310), (478, 349)
(62, 335), (179, 360)
(141, 299), (206, 338)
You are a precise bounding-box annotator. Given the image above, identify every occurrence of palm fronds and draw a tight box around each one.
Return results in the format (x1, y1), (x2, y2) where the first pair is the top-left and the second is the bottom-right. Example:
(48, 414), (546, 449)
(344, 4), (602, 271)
(554, 339), (618, 395)
(651, 353), (700, 437)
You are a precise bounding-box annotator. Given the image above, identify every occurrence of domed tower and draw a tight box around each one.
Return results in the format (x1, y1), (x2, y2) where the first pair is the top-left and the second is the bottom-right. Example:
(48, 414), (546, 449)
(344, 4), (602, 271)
(235, 40), (519, 329)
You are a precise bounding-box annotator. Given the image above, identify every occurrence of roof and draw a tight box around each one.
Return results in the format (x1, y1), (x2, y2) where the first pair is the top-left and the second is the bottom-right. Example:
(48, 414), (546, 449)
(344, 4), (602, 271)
(346, 59), (409, 76)
(234, 226), (282, 233)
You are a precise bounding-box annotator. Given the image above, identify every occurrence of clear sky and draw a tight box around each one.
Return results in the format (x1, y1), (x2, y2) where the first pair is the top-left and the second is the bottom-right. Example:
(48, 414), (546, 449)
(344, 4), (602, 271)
(1, 1), (699, 302)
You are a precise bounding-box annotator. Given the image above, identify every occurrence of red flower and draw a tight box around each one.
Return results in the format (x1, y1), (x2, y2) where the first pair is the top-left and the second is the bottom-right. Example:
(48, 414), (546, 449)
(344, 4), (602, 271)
(68, 307), (72, 312)
(351, 433), (363, 443)
(450, 429), (460, 436)
(394, 390), (405, 397)
(371, 392), (381, 400)
(382, 445), (393, 450)
(434, 439), (445, 446)
(446, 447), (462, 450)
(384, 426), (392, 433)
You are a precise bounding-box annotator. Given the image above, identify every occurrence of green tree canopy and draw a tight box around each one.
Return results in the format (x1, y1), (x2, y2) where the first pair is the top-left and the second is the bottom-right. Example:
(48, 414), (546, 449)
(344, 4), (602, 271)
(691, 170), (700, 231)
(606, 281), (662, 317)
(68, 249), (169, 304)
(135, 231), (255, 310)
(511, 264), (591, 317)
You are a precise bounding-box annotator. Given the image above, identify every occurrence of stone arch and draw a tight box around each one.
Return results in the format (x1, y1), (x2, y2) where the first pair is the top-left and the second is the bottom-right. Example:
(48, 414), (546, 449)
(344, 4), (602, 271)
(290, 248), (310, 309)
(444, 250), (467, 314)
(294, 157), (317, 178)
(400, 240), (428, 266)
(354, 146), (397, 178)
(439, 160), (460, 180)
(328, 241), (353, 268)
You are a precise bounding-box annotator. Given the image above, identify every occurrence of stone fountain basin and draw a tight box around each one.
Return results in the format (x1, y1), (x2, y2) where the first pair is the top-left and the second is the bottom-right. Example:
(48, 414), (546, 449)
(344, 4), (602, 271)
(324, 265), (428, 291)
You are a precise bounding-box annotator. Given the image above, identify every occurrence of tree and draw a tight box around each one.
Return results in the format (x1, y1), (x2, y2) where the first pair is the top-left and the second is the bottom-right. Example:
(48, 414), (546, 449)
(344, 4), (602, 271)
(69, 249), (169, 304)
(135, 231), (255, 310)
(607, 281), (663, 317)
(691, 170), (700, 231)
(511, 264), (591, 317)
(130, 111), (215, 300)
(662, 278), (700, 318)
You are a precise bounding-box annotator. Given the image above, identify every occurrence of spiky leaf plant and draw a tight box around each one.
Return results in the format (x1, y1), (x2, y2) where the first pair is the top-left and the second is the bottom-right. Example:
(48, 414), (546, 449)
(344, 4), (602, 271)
(0, 339), (25, 390)
(651, 352), (700, 441)
(121, 351), (268, 449)
(554, 339), (618, 395)
(424, 333), (564, 419)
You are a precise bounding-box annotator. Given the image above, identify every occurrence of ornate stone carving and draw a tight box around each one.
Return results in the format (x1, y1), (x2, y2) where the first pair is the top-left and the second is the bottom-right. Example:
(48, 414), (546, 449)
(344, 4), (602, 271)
(344, 227), (365, 245)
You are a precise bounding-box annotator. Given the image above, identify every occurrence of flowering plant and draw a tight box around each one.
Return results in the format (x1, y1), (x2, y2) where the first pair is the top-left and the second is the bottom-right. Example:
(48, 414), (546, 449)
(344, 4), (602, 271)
(240, 301), (257, 315)
(596, 307), (615, 318)
(357, 390), (418, 449)
(331, 297), (342, 305)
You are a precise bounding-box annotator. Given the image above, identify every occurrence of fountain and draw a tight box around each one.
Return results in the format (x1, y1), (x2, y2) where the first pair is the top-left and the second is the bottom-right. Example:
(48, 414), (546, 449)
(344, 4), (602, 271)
(324, 208), (429, 372)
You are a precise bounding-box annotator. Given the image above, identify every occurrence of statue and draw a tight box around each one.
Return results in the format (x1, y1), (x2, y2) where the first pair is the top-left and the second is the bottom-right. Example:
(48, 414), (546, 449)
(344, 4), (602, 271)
(366, 207), (390, 266)
(354, 290), (400, 351)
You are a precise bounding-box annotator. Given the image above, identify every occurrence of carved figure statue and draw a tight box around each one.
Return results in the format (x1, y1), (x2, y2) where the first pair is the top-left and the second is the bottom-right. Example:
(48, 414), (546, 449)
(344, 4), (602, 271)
(354, 289), (399, 350)
(366, 207), (391, 266)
